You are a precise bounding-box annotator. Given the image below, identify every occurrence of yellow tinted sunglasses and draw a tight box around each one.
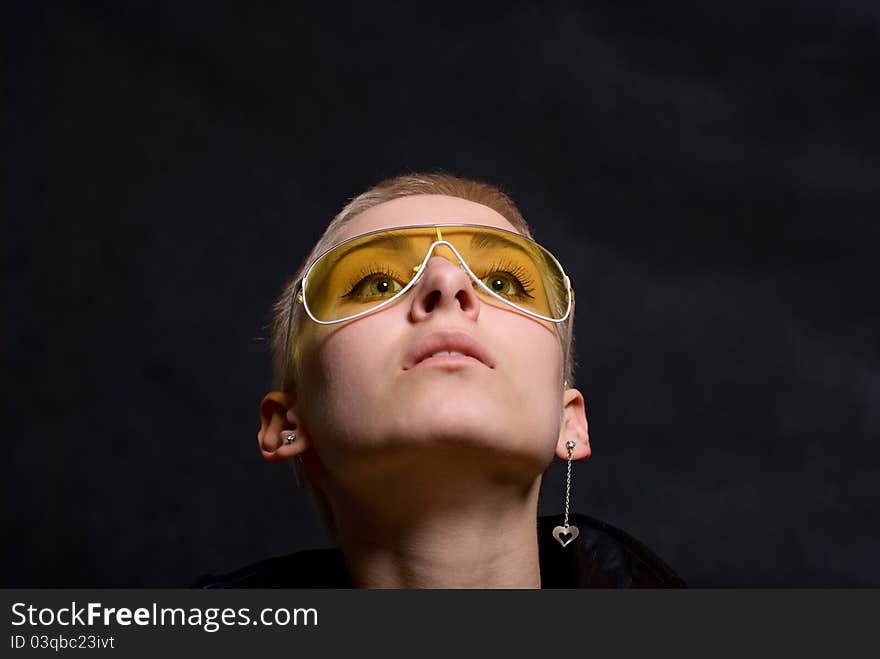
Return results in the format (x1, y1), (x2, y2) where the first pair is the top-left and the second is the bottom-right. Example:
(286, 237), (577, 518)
(295, 224), (573, 325)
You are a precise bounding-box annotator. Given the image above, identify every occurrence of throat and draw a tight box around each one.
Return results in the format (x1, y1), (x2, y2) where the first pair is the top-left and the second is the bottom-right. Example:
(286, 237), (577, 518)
(333, 490), (543, 589)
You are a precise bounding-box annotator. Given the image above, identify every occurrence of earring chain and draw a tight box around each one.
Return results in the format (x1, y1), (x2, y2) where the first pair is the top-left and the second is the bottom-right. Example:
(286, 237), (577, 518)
(564, 442), (574, 528)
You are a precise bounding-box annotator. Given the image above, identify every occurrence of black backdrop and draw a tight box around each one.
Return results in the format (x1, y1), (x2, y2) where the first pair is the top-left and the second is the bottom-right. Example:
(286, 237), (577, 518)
(6, 0), (879, 587)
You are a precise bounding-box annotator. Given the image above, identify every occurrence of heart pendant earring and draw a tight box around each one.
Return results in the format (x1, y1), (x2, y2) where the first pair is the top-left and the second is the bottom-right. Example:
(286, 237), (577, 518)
(552, 440), (579, 548)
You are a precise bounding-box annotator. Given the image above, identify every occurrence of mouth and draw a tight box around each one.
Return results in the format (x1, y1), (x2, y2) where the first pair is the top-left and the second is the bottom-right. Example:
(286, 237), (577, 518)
(413, 351), (486, 369)
(403, 330), (494, 370)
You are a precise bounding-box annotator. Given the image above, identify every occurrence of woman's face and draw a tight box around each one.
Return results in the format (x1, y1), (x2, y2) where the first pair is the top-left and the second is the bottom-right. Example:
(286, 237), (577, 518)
(295, 194), (567, 486)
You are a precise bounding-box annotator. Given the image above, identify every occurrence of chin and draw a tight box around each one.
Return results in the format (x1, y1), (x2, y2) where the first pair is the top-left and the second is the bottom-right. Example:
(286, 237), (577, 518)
(392, 393), (547, 457)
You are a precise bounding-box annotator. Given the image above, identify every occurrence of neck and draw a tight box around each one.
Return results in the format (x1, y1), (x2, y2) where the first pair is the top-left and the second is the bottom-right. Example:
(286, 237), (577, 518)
(326, 452), (545, 588)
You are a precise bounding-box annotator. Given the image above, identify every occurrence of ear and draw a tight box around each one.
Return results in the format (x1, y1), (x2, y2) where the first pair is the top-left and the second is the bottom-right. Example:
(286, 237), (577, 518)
(555, 388), (591, 461)
(257, 391), (312, 464)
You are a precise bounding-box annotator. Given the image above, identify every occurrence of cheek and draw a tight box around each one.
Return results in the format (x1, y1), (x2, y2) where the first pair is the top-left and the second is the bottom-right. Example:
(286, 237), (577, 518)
(500, 315), (564, 385)
(496, 316), (565, 432)
(298, 318), (399, 436)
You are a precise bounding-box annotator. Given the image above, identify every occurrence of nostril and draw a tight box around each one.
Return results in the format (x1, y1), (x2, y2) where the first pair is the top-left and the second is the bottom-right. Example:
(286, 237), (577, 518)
(456, 289), (475, 309)
(423, 290), (441, 313)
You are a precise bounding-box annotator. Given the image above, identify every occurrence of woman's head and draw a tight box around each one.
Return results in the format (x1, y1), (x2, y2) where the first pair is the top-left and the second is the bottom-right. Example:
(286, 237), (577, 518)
(258, 173), (590, 540)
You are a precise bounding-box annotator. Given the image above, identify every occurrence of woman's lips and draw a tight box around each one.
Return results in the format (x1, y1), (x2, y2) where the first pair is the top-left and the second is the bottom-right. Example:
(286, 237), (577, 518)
(403, 330), (494, 370)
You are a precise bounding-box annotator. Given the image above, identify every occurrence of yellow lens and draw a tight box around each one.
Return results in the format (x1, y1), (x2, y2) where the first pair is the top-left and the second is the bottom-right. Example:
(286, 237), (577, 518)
(303, 226), (569, 322)
(304, 230), (423, 321)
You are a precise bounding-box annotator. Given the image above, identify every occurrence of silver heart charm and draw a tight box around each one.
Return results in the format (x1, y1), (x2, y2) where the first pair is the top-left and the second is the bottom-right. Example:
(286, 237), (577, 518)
(552, 524), (579, 548)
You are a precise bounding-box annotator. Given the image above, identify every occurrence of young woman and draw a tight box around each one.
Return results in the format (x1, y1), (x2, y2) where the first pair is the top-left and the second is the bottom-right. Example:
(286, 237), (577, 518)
(197, 173), (683, 588)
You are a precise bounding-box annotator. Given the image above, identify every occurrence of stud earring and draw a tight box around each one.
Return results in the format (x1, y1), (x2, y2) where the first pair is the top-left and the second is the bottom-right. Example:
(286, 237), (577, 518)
(552, 439), (579, 548)
(283, 431), (297, 444)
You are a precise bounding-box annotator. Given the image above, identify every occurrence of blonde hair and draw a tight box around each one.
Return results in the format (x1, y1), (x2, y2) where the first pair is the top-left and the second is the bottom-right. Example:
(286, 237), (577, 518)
(266, 172), (576, 540)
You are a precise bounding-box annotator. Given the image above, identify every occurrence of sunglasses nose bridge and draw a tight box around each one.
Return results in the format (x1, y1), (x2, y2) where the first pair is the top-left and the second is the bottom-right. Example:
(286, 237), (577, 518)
(413, 240), (470, 278)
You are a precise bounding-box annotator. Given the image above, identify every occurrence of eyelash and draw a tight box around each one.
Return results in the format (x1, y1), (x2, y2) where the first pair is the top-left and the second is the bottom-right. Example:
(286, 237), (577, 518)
(342, 264), (407, 297)
(480, 260), (536, 299)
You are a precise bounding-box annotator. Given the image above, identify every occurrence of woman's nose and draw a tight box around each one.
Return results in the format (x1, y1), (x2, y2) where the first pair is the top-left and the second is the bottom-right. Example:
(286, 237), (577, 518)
(409, 255), (481, 322)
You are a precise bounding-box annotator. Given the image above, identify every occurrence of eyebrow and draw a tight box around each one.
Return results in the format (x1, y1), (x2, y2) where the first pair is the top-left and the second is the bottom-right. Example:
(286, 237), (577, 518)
(469, 231), (535, 257)
(329, 232), (413, 262)
(326, 227), (537, 265)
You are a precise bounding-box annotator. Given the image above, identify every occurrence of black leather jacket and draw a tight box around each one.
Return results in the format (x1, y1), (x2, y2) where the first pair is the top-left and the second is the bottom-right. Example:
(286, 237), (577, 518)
(194, 513), (684, 588)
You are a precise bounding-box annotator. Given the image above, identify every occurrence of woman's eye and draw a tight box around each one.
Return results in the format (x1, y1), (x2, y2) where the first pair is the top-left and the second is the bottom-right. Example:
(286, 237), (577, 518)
(350, 275), (404, 298)
(482, 274), (523, 297)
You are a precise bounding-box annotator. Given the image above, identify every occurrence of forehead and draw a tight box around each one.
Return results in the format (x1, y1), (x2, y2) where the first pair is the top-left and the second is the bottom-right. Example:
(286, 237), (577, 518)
(335, 195), (520, 242)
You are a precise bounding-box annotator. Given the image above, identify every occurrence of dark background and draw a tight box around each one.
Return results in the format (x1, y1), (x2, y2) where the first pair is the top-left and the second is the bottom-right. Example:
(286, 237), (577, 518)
(5, 0), (878, 587)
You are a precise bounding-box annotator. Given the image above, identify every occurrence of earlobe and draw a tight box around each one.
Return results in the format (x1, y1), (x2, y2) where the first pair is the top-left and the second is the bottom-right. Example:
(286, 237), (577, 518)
(556, 388), (591, 461)
(257, 391), (311, 464)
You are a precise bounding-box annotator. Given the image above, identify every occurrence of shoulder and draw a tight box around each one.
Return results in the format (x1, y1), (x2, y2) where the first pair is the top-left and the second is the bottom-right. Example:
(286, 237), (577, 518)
(538, 513), (686, 588)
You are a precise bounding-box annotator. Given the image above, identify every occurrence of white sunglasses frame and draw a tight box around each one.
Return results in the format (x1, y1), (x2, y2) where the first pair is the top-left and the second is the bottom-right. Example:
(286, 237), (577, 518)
(294, 223), (573, 326)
